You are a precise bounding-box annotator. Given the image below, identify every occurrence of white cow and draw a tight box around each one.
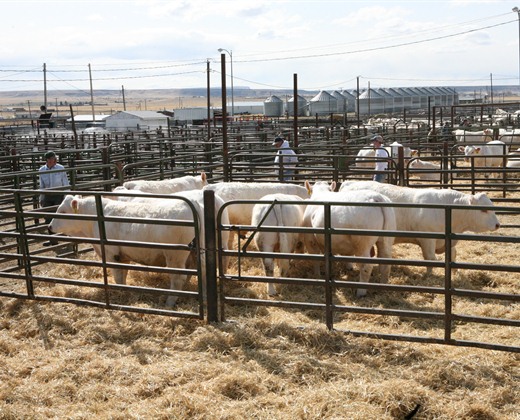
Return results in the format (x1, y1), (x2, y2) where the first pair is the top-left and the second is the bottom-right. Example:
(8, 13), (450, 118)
(458, 140), (507, 178)
(506, 148), (520, 169)
(355, 146), (378, 168)
(303, 181), (396, 297)
(339, 181), (500, 274)
(355, 142), (414, 168)
(251, 193), (306, 296)
(387, 141), (414, 160)
(408, 158), (442, 181)
(122, 172), (208, 194)
(452, 128), (493, 143)
(49, 191), (228, 307)
(498, 128), (520, 146)
(203, 182), (309, 249)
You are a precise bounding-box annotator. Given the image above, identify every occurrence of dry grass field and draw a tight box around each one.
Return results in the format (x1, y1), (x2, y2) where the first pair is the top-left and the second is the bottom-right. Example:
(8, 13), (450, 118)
(0, 190), (519, 419)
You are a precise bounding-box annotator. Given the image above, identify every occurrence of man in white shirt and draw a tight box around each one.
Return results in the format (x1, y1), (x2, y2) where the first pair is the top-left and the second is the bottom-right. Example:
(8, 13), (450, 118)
(273, 136), (298, 181)
(371, 135), (388, 182)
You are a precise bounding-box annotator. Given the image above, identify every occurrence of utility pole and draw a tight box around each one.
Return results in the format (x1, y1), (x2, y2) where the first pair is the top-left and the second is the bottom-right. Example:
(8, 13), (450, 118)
(88, 63), (95, 122)
(43, 63), (47, 111)
(122, 85), (126, 111)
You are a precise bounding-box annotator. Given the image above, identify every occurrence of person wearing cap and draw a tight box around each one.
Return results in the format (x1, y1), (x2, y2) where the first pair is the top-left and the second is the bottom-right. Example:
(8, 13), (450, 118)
(371, 135), (388, 183)
(39, 151), (70, 245)
(273, 135), (298, 181)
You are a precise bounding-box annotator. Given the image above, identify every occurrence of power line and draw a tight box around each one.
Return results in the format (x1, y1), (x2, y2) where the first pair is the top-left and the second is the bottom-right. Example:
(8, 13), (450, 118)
(235, 19), (515, 63)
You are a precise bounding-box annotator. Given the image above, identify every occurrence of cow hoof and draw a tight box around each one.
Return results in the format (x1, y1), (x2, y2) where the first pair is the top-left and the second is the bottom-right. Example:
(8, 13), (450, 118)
(355, 289), (367, 298)
(165, 296), (178, 308)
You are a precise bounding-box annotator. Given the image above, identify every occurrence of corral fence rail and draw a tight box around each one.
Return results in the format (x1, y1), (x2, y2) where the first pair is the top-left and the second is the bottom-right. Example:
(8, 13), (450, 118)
(216, 197), (519, 353)
(0, 189), (207, 320)
(0, 189), (519, 353)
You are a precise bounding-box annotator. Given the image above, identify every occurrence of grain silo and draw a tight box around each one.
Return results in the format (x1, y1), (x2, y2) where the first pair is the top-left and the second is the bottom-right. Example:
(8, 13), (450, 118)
(263, 95), (284, 117)
(287, 94), (308, 116)
(309, 91), (337, 115)
(332, 90), (348, 112)
(341, 89), (357, 112)
(357, 88), (385, 115)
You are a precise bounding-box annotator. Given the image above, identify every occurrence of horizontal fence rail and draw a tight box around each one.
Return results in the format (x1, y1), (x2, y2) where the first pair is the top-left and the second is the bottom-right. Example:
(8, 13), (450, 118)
(1, 125), (520, 352)
(216, 198), (519, 353)
(0, 189), (208, 319)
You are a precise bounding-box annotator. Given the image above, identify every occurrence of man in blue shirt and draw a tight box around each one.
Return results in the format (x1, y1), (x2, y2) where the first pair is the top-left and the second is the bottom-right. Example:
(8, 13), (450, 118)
(39, 151), (70, 245)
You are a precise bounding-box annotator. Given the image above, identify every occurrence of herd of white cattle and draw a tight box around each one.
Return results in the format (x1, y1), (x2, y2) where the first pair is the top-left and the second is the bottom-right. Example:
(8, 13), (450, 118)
(356, 130), (520, 180)
(48, 171), (501, 306)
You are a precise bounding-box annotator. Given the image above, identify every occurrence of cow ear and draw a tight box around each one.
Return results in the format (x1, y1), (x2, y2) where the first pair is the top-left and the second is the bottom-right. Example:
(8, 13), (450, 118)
(305, 180), (312, 196)
(71, 198), (80, 214)
(330, 181), (337, 191)
(458, 146), (464, 152)
(469, 193), (485, 204)
(201, 171), (206, 182)
(475, 147), (481, 153)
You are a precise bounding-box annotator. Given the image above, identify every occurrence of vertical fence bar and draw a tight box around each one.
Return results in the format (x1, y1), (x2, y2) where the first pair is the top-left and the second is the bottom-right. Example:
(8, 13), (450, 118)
(444, 206), (453, 344)
(13, 191), (34, 297)
(324, 202), (333, 330)
(94, 194), (112, 306)
(204, 190), (218, 323)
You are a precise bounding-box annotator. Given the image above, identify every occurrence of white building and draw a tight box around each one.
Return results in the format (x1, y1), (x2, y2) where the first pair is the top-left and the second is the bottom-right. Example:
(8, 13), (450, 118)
(104, 111), (169, 132)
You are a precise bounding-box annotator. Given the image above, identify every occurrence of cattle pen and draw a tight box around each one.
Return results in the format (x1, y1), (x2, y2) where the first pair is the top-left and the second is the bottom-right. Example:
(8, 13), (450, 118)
(1, 123), (519, 350)
(0, 125), (519, 419)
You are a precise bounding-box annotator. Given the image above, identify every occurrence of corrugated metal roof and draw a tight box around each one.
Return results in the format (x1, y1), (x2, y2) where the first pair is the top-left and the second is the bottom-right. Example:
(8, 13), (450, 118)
(310, 90), (336, 102)
(287, 95), (307, 103)
(117, 111), (168, 119)
(264, 95), (283, 103)
(359, 88), (384, 99)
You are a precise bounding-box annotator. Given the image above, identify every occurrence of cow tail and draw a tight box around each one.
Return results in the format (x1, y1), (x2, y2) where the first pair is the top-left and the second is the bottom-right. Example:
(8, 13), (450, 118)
(273, 204), (291, 253)
(377, 197), (396, 232)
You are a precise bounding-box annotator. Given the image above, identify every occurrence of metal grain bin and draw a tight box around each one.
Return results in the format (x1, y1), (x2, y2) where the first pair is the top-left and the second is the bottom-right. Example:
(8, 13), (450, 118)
(263, 95), (284, 117)
(287, 95), (308, 117)
(309, 91), (337, 116)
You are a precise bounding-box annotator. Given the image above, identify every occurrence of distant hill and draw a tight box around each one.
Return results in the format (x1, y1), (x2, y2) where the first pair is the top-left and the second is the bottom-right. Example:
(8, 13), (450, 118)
(2, 85), (518, 109)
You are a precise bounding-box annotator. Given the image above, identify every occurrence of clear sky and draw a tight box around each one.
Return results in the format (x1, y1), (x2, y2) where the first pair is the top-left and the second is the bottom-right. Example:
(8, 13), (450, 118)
(1, 0), (520, 94)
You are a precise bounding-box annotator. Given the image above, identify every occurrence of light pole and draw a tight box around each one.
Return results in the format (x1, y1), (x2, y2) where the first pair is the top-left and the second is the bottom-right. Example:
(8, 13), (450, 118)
(218, 48), (234, 116)
(513, 7), (520, 87)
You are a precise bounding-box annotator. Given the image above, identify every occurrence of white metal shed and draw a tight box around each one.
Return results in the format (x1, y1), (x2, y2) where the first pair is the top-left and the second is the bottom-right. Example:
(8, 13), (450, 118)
(104, 111), (169, 132)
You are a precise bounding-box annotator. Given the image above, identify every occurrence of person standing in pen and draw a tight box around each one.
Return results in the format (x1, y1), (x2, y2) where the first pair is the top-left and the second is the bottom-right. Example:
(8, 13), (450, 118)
(273, 135), (298, 182)
(39, 151), (70, 245)
(371, 135), (388, 183)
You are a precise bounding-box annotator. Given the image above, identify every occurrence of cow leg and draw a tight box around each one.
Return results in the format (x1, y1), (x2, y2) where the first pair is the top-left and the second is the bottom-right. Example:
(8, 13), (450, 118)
(228, 231), (237, 251)
(165, 251), (192, 308)
(111, 268), (128, 285)
(303, 233), (323, 277)
(103, 249), (128, 284)
(263, 257), (277, 296)
(356, 248), (375, 298)
(419, 240), (437, 275)
(166, 274), (188, 308)
(259, 238), (278, 296)
(376, 236), (393, 283)
(450, 246), (458, 274)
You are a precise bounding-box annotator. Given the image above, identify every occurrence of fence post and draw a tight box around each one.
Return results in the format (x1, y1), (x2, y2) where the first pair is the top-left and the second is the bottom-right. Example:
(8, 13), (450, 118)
(442, 142), (449, 187)
(324, 203), (333, 330)
(397, 146), (405, 186)
(444, 207), (453, 344)
(203, 189), (218, 323)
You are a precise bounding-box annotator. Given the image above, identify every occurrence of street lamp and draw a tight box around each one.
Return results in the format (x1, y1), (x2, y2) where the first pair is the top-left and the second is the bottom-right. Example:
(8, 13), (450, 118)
(513, 7), (520, 87)
(218, 48), (234, 116)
